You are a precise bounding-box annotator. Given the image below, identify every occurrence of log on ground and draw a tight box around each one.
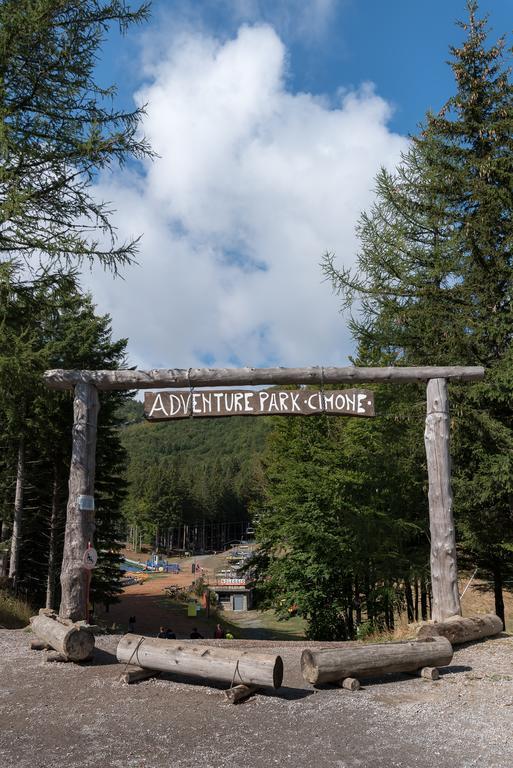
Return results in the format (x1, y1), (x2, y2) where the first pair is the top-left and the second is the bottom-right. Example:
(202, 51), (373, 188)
(116, 634), (283, 689)
(224, 685), (259, 703)
(301, 637), (453, 685)
(30, 614), (95, 661)
(417, 614), (503, 645)
(119, 665), (160, 685)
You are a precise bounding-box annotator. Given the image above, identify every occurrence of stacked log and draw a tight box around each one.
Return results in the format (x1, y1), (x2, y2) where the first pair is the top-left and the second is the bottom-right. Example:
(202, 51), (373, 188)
(116, 634), (283, 689)
(417, 614), (503, 645)
(301, 637), (453, 685)
(30, 612), (94, 662)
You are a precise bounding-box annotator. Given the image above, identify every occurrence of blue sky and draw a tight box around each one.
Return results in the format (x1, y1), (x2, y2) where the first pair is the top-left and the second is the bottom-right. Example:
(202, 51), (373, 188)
(87, 1), (513, 370)
(98, 0), (512, 136)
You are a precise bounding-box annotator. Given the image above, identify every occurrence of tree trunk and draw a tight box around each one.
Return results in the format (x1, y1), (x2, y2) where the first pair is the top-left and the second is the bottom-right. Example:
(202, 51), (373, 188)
(414, 579), (419, 622)
(424, 378), (461, 621)
(301, 637), (453, 684)
(492, 564), (505, 628)
(9, 435), (25, 590)
(116, 635), (283, 689)
(420, 578), (428, 622)
(30, 613), (94, 661)
(1, 519), (9, 541)
(59, 382), (100, 621)
(46, 467), (61, 609)
(405, 579), (414, 623)
(417, 614), (503, 645)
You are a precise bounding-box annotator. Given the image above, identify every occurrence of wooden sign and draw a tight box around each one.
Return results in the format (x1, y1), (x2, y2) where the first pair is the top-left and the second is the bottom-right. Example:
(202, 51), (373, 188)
(144, 389), (374, 420)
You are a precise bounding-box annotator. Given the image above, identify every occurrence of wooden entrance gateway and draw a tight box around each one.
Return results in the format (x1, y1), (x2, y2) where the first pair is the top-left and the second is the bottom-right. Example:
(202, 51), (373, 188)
(44, 364), (484, 624)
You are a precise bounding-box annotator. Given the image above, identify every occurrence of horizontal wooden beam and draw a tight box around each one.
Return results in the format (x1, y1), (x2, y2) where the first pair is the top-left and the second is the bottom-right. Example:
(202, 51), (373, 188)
(43, 365), (485, 391)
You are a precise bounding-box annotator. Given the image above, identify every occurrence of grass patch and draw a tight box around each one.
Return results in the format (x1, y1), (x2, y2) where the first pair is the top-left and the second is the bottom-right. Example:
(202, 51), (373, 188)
(0, 590), (33, 629)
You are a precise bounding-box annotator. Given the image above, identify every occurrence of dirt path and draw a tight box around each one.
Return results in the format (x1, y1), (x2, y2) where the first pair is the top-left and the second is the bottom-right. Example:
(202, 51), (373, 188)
(97, 553), (224, 638)
(1, 629), (513, 768)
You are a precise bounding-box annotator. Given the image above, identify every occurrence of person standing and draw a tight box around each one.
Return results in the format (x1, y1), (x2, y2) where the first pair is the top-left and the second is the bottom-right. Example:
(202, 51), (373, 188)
(214, 623), (225, 639)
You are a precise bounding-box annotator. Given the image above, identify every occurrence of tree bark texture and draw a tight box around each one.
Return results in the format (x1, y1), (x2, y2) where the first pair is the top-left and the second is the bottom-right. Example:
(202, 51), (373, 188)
(116, 634), (284, 689)
(44, 365), (485, 391)
(30, 613), (94, 661)
(301, 637), (453, 685)
(8, 436), (25, 588)
(492, 565), (505, 628)
(424, 378), (461, 621)
(417, 614), (503, 645)
(59, 382), (99, 621)
(45, 468), (61, 610)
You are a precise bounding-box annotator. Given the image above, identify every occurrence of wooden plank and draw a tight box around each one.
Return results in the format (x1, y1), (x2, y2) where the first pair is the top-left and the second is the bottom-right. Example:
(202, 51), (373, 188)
(144, 388), (375, 420)
(424, 378), (461, 622)
(44, 365), (485, 391)
(59, 381), (99, 622)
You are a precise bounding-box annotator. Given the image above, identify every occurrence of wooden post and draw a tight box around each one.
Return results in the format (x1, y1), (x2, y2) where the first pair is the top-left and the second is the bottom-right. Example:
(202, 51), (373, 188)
(424, 378), (461, 622)
(59, 381), (100, 621)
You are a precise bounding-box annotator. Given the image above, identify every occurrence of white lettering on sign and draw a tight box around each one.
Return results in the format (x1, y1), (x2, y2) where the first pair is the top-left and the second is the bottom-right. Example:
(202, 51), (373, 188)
(144, 389), (375, 420)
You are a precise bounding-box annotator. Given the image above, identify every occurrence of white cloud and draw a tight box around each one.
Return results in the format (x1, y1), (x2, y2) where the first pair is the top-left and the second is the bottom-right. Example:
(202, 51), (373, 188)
(86, 23), (407, 370)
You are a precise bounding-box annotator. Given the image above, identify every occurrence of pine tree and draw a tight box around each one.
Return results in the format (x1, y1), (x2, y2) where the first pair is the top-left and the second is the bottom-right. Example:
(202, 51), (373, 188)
(324, 1), (513, 623)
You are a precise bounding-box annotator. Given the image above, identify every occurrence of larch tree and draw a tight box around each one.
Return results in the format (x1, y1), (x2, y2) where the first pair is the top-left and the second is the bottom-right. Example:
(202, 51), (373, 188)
(0, 0), (152, 273)
(323, 1), (513, 624)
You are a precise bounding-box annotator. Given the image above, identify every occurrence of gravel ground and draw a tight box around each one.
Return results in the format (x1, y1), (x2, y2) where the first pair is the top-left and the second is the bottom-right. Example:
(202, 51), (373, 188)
(1, 629), (513, 768)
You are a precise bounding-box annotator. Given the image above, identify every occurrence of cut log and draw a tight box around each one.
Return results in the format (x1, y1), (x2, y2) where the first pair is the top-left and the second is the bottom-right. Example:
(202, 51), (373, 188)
(44, 366), (485, 391)
(301, 637), (453, 685)
(116, 634), (283, 689)
(59, 380), (99, 621)
(45, 651), (70, 663)
(30, 640), (51, 651)
(224, 684), (259, 703)
(119, 665), (160, 684)
(424, 378), (461, 621)
(339, 677), (360, 691)
(417, 614), (503, 645)
(419, 667), (439, 680)
(30, 613), (95, 661)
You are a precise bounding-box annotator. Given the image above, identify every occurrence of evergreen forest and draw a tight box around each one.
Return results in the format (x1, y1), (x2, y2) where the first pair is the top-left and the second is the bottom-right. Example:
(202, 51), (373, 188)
(1, 1), (513, 643)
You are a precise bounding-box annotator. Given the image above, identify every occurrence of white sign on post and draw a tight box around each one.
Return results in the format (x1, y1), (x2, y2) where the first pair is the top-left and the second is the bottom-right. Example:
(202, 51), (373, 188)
(83, 547), (98, 570)
(78, 495), (95, 511)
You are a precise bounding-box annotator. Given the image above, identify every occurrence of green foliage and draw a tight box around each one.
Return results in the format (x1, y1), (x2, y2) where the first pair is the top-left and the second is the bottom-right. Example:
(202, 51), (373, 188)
(323, 1), (513, 622)
(254, 387), (430, 640)
(120, 414), (269, 540)
(0, 265), (129, 609)
(0, 0), (152, 271)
